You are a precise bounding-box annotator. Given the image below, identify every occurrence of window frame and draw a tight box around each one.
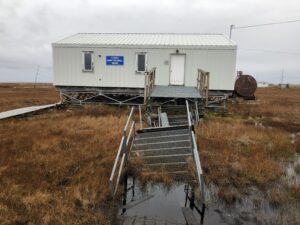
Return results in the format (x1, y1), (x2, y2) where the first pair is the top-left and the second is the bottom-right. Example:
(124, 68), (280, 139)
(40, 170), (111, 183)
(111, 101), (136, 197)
(82, 51), (94, 72)
(135, 52), (147, 73)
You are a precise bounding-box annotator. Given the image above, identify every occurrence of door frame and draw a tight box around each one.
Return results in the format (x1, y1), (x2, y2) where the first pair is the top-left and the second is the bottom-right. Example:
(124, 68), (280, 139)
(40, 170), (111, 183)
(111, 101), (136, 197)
(169, 53), (186, 86)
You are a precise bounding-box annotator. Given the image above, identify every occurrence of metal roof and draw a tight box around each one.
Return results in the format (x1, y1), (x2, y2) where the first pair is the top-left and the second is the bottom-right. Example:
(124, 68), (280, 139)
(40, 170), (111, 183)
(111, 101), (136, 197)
(53, 33), (236, 49)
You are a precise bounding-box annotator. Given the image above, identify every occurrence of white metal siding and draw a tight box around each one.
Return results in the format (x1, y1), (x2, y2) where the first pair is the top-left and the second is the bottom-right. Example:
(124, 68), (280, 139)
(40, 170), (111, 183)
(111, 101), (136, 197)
(53, 47), (236, 90)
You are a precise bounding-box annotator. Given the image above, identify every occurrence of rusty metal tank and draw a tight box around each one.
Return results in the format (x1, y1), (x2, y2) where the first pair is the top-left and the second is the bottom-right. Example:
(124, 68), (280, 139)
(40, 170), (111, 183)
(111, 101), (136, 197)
(234, 74), (257, 98)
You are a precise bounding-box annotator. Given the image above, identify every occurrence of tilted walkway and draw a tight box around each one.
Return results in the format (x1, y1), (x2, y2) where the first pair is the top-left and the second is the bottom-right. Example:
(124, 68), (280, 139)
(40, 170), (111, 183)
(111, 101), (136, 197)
(0, 103), (59, 120)
(112, 101), (206, 225)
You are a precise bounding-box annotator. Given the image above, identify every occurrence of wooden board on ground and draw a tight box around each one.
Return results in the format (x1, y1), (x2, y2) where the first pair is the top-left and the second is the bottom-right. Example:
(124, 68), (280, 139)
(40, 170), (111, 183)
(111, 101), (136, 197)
(123, 195), (154, 210)
(0, 103), (59, 120)
(181, 207), (198, 225)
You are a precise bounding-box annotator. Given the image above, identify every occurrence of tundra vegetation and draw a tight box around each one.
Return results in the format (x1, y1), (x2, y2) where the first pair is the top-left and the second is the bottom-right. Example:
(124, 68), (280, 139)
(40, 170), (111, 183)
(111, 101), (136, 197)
(197, 87), (300, 225)
(0, 84), (299, 224)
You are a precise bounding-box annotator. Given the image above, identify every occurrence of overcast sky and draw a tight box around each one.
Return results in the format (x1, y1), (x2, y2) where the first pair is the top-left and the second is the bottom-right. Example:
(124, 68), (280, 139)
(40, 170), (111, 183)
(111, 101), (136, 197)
(0, 0), (300, 84)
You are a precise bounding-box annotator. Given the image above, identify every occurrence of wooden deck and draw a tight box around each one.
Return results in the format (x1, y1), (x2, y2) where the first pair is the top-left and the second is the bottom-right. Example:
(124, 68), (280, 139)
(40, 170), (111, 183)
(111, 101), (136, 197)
(150, 85), (202, 99)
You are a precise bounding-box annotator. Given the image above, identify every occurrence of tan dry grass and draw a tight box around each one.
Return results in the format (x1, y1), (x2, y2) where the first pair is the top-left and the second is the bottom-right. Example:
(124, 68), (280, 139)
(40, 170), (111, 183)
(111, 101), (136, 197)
(198, 87), (300, 203)
(0, 83), (59, 112)
(0, 104), (128, 224)
(228, 87), (300, 132)
(196, 119), (289, 190)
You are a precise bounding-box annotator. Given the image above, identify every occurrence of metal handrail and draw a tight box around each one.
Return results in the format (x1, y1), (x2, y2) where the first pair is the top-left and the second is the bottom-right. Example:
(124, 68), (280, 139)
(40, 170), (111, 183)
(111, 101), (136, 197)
(109, 107), (136, 196)
(186, 101), (192, 128)
(186, 100), (206, 204)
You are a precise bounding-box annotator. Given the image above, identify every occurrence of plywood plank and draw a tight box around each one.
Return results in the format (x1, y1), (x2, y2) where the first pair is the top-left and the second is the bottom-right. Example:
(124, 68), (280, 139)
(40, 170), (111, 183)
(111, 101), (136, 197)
(0, 103), (58, 120)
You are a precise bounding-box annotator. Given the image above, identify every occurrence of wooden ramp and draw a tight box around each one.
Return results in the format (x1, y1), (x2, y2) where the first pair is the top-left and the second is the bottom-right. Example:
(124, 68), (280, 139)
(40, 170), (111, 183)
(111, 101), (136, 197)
(0, 103), (59, 120)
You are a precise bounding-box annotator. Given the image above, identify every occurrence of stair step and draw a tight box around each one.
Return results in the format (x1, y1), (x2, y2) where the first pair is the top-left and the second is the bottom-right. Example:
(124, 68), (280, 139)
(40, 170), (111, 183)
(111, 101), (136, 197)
(143, 170), (189, 175)
(143, 170), (194, 181)
(169, 121), (188, 125)
(167, 115), (188, 119)
(143, 154), (192, 164)
(137, 128), (189, 139)
(131, 147), (191, 157)
(168, 117), (188, 121)
(134, 134), (190, 144)
(145, 162), (190, 172)
(133, 140), (191, 150)
(140, 153), (192, 158)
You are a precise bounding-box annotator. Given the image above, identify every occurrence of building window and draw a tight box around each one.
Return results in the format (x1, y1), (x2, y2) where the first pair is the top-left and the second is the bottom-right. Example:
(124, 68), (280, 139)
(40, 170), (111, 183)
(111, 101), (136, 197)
(136, 53), (147, 73)
(82, 51), (94, 72)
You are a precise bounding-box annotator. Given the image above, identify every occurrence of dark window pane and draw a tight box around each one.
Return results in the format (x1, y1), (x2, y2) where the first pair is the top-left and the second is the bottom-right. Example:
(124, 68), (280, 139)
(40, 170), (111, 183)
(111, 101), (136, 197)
(138, 54), (145, 71)
(84, 53), (92, 70)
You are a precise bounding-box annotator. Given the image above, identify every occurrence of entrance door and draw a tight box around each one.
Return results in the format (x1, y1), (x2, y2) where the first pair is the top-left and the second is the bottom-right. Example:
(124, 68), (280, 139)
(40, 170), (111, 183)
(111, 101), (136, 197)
(170, 54), (185, 85)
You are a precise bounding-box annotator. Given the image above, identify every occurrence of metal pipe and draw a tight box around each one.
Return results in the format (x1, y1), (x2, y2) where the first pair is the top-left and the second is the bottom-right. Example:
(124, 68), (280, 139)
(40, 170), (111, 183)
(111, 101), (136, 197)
(195, 101), (199, 123)
(229, 24), (235, 39)
(109, 136), (125, 185)
(191, 131), (205, 203)
(127, 121), (135, 147)
(186, 100), (192, 128)
(124, 107), (134, 132)
(114, 153), (126, 196)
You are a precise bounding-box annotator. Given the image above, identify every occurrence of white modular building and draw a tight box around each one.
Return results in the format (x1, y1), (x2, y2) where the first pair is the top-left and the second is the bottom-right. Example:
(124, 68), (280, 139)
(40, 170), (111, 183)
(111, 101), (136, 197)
(257, 82), (269, 88)
(52, 33), (237, 104)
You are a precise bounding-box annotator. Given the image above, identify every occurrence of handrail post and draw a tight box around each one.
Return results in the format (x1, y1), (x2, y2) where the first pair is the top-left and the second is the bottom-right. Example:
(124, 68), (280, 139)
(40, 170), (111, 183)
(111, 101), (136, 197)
(139, 105), (142, 129)
(144, 73), (148, 105)
(123, 135), (128, 159)
(132, 108), (136, 141)
(205, 72), (209, 107)
(195, 100), (199, 123)
(158, 106), (161, 127)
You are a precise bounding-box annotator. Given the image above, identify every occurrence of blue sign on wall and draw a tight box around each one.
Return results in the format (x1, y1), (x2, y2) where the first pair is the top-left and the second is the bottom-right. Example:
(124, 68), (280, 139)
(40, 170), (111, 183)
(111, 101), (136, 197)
(106, 56), (124, 65)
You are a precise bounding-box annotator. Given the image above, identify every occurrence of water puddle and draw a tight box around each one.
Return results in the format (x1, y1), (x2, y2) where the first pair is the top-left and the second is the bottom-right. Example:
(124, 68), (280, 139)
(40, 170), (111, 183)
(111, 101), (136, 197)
(282, 153), (300, 185)
(118, 176), (259, 224)
(118, 152), (300, 224)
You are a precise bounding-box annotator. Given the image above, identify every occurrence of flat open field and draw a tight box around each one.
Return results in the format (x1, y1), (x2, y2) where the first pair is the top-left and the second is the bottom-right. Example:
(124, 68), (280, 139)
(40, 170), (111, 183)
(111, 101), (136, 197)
(0, 84), (299, 224)
(0, 83), (60, 112)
